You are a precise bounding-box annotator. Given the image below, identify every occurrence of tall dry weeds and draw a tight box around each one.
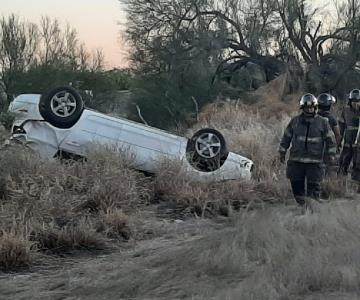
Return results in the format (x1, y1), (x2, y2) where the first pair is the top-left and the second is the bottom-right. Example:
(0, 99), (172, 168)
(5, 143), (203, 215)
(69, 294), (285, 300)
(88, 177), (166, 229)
(0, 231), (33, 272)
(0, 98), (354, 272)
(193, 102), (290, 181)
(153, 101), (353, 216)
(154, 158), (288, 218)
(108, 202), (360, 300)
(0, 144), (152, 270)
(190, 101), (354, 201)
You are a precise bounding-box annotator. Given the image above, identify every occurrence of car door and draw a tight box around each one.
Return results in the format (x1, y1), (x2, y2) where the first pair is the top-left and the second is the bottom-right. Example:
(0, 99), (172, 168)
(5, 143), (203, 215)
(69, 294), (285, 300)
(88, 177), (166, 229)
(58, 112), (120, 156)
(119, 122), (185, 172)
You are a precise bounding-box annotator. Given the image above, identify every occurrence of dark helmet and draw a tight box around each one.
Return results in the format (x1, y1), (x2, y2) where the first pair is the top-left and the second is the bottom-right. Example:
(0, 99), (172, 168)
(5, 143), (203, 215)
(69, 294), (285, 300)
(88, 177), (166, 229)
(317, 93), (336, 110)
(300, 93), (318, 108)
(349, 89), (360, 102)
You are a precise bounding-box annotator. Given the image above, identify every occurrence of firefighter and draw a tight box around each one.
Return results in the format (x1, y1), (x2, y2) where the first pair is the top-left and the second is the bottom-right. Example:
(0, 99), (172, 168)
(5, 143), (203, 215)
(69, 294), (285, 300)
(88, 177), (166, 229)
(279, 93), (337, 206)
(317, 93), (341, 176)
(338, 89), (360, 176)
(317, 93), (341, 146)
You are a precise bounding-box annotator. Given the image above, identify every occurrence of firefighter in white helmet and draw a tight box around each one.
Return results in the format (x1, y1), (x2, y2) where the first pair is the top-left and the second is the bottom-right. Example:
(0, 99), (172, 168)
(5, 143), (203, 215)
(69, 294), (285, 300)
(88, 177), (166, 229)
(279, 93), (337, 207)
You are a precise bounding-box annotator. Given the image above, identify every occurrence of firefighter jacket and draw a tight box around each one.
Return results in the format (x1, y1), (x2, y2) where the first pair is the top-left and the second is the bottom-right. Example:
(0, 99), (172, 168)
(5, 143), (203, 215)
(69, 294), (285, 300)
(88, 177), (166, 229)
(339, 105), (360, 147)
(279, 113), (337, 163)
(318, 111), (338, 130)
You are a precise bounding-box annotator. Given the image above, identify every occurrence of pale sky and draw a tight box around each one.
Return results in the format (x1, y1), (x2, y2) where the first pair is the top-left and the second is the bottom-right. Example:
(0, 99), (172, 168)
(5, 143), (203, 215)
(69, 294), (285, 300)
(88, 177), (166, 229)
(1, 0), (335, 70)
(1, 0), (128, 69)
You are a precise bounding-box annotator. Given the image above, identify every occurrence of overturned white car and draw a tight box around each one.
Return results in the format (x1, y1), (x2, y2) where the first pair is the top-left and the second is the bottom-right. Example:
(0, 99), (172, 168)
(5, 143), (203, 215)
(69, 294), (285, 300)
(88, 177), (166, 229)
(8, 86), (253, 181)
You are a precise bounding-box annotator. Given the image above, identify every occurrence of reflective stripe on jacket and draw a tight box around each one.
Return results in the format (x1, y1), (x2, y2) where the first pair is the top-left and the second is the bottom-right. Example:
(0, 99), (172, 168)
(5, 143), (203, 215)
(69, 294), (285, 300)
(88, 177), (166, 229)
(279, 113), (337, 163)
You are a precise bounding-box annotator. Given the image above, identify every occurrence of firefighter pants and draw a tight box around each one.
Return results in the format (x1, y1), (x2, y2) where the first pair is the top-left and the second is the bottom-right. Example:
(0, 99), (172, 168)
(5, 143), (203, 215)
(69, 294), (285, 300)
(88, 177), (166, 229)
(351, 146), (360, 181)
(339, 146), (354, 175)
(286, 161), (324, 205)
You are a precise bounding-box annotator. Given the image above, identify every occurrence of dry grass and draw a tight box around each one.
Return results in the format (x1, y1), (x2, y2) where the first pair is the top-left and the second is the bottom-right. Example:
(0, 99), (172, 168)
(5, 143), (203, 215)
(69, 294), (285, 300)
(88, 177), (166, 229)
(17, 201), (359, 300)
(220, 202), (360, 299)
(190, 97), (356, 201)
(321, 175), (355, 199)
(1, 83), (360, 300)
(154, 159), (289, 218)
(0, 231), (33, 272)
(102, 208), (131, 240)
(184, 102), (293, 205)
(30, 220), (105, 254)
(80, 202), (360, 300)
(0, 87), (356, 272)
(0, 144), (152, 271)
(2, 103), (296, 269)
(150, 94), (301, 216)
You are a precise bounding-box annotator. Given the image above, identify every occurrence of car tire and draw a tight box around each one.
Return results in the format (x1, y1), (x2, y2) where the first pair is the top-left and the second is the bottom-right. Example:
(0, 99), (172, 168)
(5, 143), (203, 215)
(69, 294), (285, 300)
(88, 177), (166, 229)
(186, 128), (229, 172)
(39, 86), (84, 129)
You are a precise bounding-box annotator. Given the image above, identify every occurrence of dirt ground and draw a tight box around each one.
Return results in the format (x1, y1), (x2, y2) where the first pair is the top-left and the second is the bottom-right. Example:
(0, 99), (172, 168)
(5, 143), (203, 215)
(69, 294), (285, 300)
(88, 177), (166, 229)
(1, 201), (360, 300)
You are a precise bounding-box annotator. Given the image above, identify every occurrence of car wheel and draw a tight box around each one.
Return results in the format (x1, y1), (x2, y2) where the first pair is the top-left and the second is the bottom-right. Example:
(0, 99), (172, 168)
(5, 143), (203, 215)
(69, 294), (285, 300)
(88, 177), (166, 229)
(39, 86), (84, 129)
(186, 128), (229, 172)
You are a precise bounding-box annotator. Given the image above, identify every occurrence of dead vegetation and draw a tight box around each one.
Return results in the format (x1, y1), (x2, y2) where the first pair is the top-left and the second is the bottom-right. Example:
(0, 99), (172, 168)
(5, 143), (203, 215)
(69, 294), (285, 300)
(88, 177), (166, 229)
(189, 101), (292, 199)
(0, 231), (33, 272)
(95, 202), (360, 299)
(0, 145), (152, 271)
(4, 202), (359, 299)
(0, 97), (356, 273)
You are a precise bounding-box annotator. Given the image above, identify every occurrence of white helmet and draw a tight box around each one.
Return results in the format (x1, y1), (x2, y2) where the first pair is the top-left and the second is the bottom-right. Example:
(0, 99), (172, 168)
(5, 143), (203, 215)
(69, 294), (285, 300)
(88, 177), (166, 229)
(349, 89), (360, 102)
(300, 93), (318, 108)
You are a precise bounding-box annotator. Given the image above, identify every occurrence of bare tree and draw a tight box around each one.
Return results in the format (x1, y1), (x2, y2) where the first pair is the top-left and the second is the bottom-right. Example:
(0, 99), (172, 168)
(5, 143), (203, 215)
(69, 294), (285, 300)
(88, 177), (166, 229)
(39, 16), (65, 66)
(121, 0), (287, 85)
(0, 14), (39, 99)
(91, 48), (105, 71)
(78, 43), (90, 71)
(0, 14), (109, 106)
(64, 23), (79, 69)
(122, 0), (360, 96)
(39, 16), (102, 71)
(274, 0), (360, 93)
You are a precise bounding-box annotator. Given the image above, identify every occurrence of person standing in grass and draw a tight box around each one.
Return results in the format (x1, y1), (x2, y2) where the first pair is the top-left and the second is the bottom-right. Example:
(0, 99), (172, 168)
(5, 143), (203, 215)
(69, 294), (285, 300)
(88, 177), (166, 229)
(317, 93), (341, 175)
(338, 89), (360, 177)
(278, 93), (337, 207)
